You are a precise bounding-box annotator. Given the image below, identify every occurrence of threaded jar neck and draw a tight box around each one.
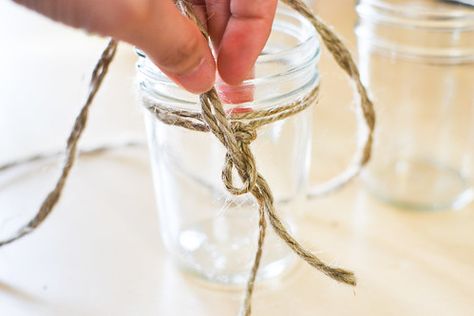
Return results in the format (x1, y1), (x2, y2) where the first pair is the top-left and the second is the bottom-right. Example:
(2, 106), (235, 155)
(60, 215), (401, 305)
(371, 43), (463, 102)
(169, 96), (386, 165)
(137, 4), (321, 111)
(356, 0), (474, 63)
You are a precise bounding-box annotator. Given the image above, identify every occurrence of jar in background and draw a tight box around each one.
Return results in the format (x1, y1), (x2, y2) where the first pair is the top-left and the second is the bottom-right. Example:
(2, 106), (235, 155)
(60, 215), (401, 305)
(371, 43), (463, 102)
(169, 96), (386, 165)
(356, 0), (474, 210)
(137, 5), (320, 284)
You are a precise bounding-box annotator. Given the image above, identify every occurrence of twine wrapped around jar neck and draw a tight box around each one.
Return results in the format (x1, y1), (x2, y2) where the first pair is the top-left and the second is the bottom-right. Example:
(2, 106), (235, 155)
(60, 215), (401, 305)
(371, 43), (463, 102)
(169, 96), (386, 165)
(0, 1), (375, 315)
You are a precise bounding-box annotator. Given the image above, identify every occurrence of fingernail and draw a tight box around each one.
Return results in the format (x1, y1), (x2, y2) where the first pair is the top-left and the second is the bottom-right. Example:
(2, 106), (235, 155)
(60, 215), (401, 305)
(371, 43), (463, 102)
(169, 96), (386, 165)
(217, 82), (255, 104)
(173, 57), (215, 94)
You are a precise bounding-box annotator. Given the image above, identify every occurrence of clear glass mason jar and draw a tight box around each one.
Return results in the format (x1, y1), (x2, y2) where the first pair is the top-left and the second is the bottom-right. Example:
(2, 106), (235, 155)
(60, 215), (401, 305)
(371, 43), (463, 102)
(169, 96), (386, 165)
(137, 5), (320, 284)
(356, 0), (474, 210)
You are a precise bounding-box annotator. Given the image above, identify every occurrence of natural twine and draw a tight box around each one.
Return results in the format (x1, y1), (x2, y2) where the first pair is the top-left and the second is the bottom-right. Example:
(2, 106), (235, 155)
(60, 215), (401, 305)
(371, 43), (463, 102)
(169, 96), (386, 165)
(0, 40), (118, 247)
(0, 0), (375, 315)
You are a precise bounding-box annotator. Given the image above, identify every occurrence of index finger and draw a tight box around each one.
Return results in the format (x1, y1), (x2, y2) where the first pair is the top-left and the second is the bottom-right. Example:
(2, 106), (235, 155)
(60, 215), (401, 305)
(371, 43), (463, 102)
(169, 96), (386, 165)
(216, 0), (278, 85)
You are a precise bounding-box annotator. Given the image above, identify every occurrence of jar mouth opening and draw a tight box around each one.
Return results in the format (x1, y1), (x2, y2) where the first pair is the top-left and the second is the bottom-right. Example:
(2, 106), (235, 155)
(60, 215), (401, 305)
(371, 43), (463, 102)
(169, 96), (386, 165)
(137, 4), (320, 88)
(358, 0), (474, 29)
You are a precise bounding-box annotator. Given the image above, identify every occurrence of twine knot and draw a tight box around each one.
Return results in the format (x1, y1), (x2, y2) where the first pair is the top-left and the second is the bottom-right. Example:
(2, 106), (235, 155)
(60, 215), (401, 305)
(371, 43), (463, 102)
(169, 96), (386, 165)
(222, 122), (258, 195)
(232, 122), (257, 144)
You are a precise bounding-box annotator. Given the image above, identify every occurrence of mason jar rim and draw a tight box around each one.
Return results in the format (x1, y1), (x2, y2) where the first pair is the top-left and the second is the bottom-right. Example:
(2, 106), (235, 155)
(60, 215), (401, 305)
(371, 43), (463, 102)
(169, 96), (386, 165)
(357, 0), (474, 29)
(137, 4), (319, 87)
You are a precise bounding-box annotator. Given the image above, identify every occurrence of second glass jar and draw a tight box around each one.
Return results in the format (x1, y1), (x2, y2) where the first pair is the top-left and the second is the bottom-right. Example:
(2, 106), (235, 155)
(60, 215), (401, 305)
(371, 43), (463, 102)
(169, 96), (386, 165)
(356, 0), (474, 210)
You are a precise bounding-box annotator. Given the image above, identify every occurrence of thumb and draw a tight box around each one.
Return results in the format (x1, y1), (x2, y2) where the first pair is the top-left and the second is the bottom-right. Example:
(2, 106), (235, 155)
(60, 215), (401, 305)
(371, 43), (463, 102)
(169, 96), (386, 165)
(124, 1), (215, 94)
(13, 0), (216, 94)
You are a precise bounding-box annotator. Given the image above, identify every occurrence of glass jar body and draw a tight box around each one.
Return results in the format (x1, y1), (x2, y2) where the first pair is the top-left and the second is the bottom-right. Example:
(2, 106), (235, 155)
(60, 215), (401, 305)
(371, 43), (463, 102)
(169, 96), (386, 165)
(138, 5), (320, 284)
(356, 0), (474, 210)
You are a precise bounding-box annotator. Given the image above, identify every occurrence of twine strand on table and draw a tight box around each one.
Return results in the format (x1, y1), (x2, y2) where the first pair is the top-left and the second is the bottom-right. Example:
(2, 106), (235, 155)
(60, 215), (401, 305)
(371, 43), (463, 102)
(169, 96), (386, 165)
(0, 139), (144, 174)
(0, 40), (118, 247)
(0, 0), (375, 315)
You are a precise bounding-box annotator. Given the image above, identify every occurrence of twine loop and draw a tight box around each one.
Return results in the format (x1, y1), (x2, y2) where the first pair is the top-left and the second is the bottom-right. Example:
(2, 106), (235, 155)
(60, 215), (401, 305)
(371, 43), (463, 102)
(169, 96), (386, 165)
(222, 122), (258, 195)
(232, 122), (257, 145)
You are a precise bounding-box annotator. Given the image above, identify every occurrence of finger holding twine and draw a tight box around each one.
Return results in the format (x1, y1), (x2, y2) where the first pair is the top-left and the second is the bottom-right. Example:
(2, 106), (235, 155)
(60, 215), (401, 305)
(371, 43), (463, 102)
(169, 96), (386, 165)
(0, 0), (375, 315)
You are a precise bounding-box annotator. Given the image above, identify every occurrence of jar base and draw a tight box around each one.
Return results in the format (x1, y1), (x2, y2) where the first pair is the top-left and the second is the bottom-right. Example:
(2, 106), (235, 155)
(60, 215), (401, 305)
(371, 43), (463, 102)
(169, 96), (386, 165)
(363, 157), (474, 210)
(176, 253), (296, 286)
(172, 217), (295, 285)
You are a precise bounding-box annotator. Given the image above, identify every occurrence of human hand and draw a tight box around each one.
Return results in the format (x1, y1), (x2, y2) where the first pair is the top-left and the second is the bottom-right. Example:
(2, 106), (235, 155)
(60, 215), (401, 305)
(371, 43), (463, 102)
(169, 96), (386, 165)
(14, 0), (278, 94)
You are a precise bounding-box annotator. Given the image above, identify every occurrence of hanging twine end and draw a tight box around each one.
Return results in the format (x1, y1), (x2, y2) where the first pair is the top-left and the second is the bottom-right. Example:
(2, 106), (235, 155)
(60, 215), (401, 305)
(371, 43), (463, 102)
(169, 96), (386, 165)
(331, 269), (357, 286)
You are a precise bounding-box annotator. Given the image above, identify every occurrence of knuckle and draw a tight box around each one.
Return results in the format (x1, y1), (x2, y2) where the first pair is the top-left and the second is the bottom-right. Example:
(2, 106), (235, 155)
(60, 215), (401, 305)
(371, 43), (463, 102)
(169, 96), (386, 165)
(88, 1), (152, 37)
(124, 0), (152, 24)
(159, 35), (202, 73)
